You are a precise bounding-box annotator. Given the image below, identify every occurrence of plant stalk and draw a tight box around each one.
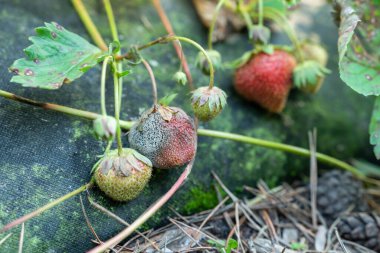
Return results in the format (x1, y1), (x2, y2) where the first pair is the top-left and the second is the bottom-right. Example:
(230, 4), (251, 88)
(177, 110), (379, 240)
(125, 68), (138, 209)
(238, 0), (255, 38)
(103, 0), (119, 42)
(258, 0), (263, 27)
(113, 63), (123, 155)
(71, 0), (108, 51)
(264, 9), (304, 61)
(87, 159), (195, 253)
(100, 56), (111, 116)
(151, 0), (194, 89)
(118, 35), (215, 88)
(0, 89), (378, 186)
(0, 182), (93, 234)
(141, 59), (158, 105)
(208, 0), (228, 50)
(103, 0), (124, 155)
(167, 36), (215, 88)
(103, 0), (123, 108)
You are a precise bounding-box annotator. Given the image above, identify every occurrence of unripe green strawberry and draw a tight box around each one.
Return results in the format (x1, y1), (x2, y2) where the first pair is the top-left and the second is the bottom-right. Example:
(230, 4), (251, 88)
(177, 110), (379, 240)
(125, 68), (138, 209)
(93, 116), (117, 141)
(128, 105), (197, 169)
(94, 148), (152, 201)
(191, 86), (227, 121)
(195, 49), (222, 75)
(172, 71), (187, 86)
(234, 50), (296, 113)
(250, 25), (271, 45)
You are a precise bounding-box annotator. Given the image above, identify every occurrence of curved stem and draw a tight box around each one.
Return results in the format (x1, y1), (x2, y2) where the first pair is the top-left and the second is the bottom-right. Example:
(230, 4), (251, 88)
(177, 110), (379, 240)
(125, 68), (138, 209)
(237, 0), (254, 37)
(100, 56), (111, 116)
(71, 0), (108, 51)
(141, 59), (158, 105)
(0, 182), (93, 234)
(208, 0), (228, 50)
(167, 36), (215, 88)
(264, 9), (304, 61)
(151, 0), (194, 89)
(0, 89), (378, 186)
(87, 159), (195, 253)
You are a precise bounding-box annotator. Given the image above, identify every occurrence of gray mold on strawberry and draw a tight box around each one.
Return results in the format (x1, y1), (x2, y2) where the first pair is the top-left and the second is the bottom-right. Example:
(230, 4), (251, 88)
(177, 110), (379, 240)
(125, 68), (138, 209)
(128, 105), (197, 169)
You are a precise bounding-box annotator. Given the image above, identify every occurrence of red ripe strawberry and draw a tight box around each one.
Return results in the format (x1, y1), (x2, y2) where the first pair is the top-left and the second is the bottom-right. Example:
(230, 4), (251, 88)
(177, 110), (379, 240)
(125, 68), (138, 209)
(234, 50), (296, 113)
(128, 105), (197, 169)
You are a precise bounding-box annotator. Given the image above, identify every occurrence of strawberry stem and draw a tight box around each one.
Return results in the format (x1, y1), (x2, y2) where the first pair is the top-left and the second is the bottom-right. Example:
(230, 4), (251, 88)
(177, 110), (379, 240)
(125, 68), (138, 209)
(208, 0), (228, 50)
(151, 0), (194, 89)
(113, 62), (123, 156)
(167, 36), (215, 89)
(71, 0), (108, 51)
(103, 0), (119, 42)
(0, 181), (93, 234)
(141, 59), (158, 105)
(264, 9), (305, 61)
(258, 0), (263, 27)
(237, 1), (255, 40)
(87, 159), (195, 253)
(104, 0), (124, 155)
(1, 89), (379, 186)
(100, 56), (111, 117)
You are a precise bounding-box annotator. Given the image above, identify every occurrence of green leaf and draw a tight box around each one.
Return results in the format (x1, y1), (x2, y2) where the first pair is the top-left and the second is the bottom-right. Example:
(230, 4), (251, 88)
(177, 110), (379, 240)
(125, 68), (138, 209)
(226, 239), (238, 253)
(116, 69), (132, 78)
(290, 242), (307, 250)
(335, 0), (380, 96)
(159, 93), (177, 106)
(263, 0), (287, 14)
(369, 97), (380, 159)
(9, 22), (102, 89)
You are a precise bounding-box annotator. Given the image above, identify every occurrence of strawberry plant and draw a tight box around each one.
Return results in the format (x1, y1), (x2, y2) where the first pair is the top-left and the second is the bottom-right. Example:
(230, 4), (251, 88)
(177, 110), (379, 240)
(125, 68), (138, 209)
(0, 0), (379, 252)
(204, 0), (330, 113)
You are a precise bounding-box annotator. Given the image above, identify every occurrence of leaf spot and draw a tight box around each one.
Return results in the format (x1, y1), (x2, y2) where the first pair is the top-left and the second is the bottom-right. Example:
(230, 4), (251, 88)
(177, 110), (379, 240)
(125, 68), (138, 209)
(51, 32), (57, 39)
(24, 69), (34, 76)
(51, 82), (62, 89)
(33, 59), (40, 64)
(365, 74), (373, 81)
(55, 23), (63, 30)
(10, 68), (19, 74)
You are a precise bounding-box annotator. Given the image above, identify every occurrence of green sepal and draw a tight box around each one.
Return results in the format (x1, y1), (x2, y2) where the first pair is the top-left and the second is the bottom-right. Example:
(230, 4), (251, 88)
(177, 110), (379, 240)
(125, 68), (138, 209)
(293, 60), (330, 88)
(159, 93), (178, 106)
(224, 50), (254, 69)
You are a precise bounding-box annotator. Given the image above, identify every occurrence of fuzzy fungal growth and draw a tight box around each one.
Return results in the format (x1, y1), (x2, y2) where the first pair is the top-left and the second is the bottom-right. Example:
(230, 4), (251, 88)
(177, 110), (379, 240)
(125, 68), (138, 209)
(234, 50), (296, 113)
(191, 86), (227, 121)
(128, 105), (197, 169)
(94, 148), (152, 201)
